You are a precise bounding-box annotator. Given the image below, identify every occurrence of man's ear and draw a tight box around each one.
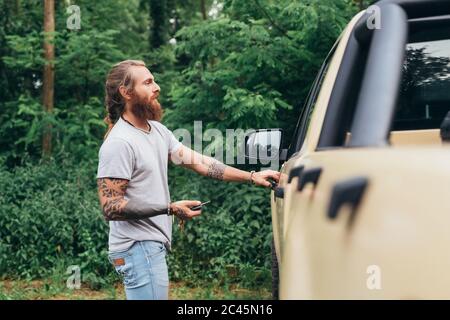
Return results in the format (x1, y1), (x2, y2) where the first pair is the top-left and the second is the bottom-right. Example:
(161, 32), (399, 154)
(119, 85), (132, 101)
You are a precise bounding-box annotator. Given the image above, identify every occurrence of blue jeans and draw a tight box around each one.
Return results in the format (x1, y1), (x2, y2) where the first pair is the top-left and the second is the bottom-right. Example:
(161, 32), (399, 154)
(108, 240), (169, 300)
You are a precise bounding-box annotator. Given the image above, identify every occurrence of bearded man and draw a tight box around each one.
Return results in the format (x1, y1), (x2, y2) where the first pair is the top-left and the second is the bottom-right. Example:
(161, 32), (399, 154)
(96, 60), (280, 300)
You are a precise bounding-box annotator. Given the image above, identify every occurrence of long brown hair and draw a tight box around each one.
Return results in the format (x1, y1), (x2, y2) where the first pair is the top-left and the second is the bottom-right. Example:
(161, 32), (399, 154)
(103, 60), (146, 139)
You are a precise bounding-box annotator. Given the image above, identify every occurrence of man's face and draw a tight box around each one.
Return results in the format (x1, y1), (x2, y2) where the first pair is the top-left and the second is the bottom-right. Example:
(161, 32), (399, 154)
(129, 66), (162, 121)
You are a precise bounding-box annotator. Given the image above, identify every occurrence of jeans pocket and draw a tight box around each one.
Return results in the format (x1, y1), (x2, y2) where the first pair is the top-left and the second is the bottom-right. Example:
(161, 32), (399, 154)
(145, 241), (166, 258)
(144, 242), (168, 287)
(109, 251), (138, 288)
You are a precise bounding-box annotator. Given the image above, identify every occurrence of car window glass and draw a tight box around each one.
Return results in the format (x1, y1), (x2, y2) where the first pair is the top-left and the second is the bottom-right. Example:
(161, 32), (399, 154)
(393, 27), (450, 130)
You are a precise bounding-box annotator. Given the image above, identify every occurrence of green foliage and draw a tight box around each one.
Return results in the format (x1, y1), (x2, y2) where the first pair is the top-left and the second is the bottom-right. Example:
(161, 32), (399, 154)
(0, 157), (109, 284)
(0, 0), (146, 165)
(0, 93), (106, 164)
(167, 166), (273, 286)
(166, 0), (356, 137)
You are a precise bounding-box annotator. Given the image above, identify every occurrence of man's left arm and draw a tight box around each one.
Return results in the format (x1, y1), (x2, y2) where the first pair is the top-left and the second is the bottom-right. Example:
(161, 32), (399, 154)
(170, 145), (280, 187)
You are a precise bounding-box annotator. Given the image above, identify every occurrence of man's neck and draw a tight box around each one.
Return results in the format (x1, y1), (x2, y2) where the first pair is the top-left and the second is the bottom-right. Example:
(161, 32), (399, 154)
(122, 111), (150, 132)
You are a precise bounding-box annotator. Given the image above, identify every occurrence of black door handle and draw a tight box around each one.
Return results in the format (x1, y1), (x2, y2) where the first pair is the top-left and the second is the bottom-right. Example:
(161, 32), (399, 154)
(288, 165), (304, 183)
(273, 165), (304, 199)
(328, 177), (369, 220)
(297, 167), (322, 191)
(274, 187), (285, 199)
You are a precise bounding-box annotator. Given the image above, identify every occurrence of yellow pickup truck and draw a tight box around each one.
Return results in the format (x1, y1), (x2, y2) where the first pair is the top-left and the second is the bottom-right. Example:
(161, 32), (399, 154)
(245, 0), (450, 299)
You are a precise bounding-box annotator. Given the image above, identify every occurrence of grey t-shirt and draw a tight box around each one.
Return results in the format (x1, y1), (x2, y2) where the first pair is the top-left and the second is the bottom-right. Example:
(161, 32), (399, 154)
(96, 117), (182, 252)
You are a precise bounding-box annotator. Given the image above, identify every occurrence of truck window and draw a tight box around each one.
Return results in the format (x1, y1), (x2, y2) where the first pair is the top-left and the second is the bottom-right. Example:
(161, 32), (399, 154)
(288, 44), (338, 157)
(393, 25), (450, 131)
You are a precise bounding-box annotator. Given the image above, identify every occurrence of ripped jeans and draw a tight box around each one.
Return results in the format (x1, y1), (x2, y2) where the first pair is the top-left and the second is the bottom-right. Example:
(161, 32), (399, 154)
(108, 240), (169, 300)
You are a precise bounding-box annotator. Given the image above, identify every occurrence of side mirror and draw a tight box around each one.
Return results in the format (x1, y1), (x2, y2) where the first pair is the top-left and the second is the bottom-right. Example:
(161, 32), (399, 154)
(245, 129), (285, 164)
(441, 111), (450, 142)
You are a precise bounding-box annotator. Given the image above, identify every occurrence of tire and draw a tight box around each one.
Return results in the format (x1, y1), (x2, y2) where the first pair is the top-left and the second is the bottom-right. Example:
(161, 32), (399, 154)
(271, 237), (279, 300)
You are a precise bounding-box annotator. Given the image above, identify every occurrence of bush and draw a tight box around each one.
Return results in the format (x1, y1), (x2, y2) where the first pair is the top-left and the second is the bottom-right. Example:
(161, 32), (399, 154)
(0, 156), (273, 288)
(168, 166), (273, 287)
(0, 156), (110, 285)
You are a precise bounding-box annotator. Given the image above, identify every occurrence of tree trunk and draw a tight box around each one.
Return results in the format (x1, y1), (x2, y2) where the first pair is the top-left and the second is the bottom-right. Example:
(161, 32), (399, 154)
(149, 0), (167, 49)
(15, 0), (20, 14)
(43, 0), (54, 159)
(200, 0), (207, 20)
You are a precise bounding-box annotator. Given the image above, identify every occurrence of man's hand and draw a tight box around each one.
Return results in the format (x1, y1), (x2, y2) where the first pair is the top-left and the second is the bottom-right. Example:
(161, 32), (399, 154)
(170, 200), (202, 220)
(251, 170), (281, 188)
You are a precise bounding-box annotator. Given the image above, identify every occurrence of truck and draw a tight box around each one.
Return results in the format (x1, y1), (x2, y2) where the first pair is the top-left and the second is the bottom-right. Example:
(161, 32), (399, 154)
(245, 0), (450, 299)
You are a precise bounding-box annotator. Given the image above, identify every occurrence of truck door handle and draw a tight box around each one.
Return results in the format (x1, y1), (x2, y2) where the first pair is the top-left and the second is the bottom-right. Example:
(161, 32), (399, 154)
(273, 165), (304, 199)
(328, 177), (369, 220)
(297, 168), (322, 191)
(288, 165), (304, 183)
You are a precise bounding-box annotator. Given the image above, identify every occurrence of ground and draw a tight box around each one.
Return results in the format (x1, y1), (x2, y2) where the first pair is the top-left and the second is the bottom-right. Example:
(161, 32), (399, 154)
(0, 279), (271, 300)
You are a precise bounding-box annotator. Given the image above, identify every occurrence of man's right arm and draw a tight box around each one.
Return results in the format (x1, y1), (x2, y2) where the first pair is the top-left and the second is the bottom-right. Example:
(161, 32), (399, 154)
(97, 177), (202, 221)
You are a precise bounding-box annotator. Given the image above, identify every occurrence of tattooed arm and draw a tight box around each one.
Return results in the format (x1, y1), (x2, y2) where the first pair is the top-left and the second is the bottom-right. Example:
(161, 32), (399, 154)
(97, 178), (202, 221)
(170, 145), (280, 187)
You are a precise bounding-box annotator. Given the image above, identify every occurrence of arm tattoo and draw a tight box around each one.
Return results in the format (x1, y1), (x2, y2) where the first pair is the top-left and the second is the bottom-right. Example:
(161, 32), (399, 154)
(103, 198), (125, 220)
(97, 178), (129, 221)
(97, 178), (126, 198)
(206, 161), (226, 180)
(97, 178), (169, 221)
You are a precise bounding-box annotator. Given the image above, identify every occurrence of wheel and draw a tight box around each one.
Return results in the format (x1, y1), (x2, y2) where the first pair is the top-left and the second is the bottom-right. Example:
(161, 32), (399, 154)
(271, 237), (279, 300)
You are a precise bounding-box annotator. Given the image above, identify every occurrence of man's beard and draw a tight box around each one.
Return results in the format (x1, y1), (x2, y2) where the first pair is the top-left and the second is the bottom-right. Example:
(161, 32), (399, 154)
(130, 95), (163, 122)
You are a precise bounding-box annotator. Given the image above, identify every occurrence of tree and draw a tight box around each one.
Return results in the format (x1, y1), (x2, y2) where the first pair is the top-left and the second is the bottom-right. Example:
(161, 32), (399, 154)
(200, 0), (207, 20)
(42, 0), (54, 159)
(149, 0), (169, 49)
(166, 0), (356, 139)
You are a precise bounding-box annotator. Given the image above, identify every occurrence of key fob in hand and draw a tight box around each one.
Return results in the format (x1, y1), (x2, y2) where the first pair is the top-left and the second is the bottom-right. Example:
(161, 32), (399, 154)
(268, 178), (278, 189)
(191, 201), (211, 211)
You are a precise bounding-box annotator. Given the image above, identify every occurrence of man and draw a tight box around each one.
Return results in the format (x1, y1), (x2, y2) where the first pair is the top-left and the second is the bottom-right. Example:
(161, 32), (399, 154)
(96, 60), (280, 300)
